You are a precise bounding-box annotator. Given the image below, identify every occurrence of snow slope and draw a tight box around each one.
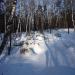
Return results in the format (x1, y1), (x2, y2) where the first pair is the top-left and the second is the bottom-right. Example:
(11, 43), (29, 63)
(0, 29), (75, 75)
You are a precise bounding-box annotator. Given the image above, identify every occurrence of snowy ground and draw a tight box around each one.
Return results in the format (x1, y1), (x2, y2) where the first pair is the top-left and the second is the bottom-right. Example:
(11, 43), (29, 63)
(0, 29), (75, 75)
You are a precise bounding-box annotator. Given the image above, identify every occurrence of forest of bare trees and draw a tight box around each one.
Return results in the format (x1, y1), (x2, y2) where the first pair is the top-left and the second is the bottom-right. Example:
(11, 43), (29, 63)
(0, 0), (75, 33)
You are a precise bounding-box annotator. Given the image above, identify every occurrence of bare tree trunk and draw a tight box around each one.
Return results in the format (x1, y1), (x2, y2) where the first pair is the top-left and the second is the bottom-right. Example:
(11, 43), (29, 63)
(4, 14), (7, 33)
(71, 0), (75, 31)
(65, 11), (67, 28)
(41, 16), (44, 33)
(20, 19), (21, 32)
(50, 18), (51, 33)
(56, 15), (59, 29)
(29, 16), (31, 34)
(13, 18), (14, 32)
(16, 18), (20, 33)
(0, 33), (8, 54)
(26, 17), (27, 34)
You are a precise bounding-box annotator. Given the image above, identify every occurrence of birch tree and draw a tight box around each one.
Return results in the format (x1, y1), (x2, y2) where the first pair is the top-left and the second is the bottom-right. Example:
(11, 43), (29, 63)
(71, 0), (75, 31)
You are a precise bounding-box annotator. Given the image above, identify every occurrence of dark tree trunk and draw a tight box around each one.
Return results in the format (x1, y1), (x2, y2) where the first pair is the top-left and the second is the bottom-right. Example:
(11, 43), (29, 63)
(0, 32), (9, 54)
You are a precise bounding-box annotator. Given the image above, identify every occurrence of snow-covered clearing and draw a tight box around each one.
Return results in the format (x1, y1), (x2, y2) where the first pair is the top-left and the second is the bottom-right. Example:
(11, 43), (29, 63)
(0, 29), (75, 75)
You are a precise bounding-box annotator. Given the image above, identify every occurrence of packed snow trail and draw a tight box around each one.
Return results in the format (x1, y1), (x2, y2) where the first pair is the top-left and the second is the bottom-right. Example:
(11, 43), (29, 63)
(0, 29), (75, 75)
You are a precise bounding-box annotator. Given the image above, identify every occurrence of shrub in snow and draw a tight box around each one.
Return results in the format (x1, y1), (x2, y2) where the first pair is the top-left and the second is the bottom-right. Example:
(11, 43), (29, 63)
(55, 33), (61, 37)
(20, 48), (29, 54)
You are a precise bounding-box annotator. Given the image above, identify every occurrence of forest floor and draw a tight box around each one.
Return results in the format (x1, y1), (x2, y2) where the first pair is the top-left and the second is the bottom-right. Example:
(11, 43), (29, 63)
(0, 29), (75, 75)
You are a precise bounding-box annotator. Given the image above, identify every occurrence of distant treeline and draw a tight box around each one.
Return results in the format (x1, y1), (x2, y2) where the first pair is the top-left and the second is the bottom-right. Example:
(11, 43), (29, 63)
(0, 11), (74, 33)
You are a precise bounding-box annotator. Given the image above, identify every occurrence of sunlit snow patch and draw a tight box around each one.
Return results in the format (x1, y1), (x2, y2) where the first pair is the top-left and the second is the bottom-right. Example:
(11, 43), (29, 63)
(29, 34), (47, 55)
(32, 43), (47, 55)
